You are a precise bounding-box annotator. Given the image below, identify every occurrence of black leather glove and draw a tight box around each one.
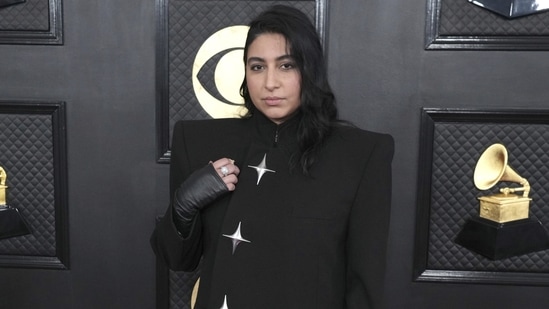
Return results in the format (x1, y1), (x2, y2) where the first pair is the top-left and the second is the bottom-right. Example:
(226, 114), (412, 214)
(172, 163), (229, 236)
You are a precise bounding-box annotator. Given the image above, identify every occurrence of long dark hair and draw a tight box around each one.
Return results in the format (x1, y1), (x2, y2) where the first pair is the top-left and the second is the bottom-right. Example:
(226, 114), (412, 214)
(240, 5), (339, 175)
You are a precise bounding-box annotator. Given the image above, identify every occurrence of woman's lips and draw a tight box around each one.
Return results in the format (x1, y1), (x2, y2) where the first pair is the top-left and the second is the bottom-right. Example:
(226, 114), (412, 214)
(263, 97), (283, 105)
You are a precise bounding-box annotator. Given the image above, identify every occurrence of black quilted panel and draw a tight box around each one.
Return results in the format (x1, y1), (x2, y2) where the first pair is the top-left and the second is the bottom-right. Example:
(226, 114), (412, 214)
(0, 114), (56, 257)
(439, 0), (549, 36)
(169, 268), (200, 309)
(428, 121), (549, 272)
(0, 0), (49, 31)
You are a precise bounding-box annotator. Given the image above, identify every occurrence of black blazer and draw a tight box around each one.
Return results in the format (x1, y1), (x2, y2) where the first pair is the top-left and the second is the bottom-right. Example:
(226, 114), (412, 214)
(151, 113), (394, 308)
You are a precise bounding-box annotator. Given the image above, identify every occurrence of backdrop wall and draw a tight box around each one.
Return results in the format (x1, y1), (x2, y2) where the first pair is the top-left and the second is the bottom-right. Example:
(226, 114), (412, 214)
(1, 0), (548, 308)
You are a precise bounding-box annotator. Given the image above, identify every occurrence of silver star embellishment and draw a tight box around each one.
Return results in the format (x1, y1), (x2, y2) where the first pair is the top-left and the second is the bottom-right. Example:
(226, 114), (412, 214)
(222, 221), (251, 254)
(220, 295), (229, 309)
(248, 153), (275, 185)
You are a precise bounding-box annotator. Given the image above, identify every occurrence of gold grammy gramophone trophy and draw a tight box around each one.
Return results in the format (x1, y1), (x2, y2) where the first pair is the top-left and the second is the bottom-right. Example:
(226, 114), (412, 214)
(475, 143), (531, 223)
(456, 143), (549, 260)
(0, 166), (30, 239)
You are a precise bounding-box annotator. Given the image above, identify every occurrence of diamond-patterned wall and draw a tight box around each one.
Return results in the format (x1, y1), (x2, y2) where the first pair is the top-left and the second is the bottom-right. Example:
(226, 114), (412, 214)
(425, 115), (549, 273)
(0, 0), (49, 31)
(0, 102), (68, 269)
(0, 114), (56, 257)
(0, 0), (63, 45)
(425, 0), (549, 50)
(169, 268), (200, 309)
(439, 0), (549, 36)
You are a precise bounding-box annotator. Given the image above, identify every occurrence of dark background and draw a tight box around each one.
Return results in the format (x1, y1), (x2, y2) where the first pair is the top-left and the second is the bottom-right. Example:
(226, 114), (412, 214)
(1, 0), (549, 308)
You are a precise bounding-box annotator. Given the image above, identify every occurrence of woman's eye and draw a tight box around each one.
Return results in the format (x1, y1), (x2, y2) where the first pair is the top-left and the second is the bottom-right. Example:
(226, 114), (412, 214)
(250, 64), (263, 71)
(281, 63), (295, 70)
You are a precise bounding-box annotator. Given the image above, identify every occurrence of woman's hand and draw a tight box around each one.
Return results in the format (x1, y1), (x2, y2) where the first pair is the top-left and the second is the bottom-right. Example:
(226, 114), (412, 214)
(211, 158), (240, 191)
(171, 158), (239, 236)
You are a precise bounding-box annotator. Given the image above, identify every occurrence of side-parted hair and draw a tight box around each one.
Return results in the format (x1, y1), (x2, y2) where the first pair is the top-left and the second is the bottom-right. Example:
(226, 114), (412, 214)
(240, 5), (339, 175)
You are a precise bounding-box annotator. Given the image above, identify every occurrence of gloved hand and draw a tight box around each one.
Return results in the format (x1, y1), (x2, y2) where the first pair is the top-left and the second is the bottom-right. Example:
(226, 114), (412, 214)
(172, 159), (238, 236)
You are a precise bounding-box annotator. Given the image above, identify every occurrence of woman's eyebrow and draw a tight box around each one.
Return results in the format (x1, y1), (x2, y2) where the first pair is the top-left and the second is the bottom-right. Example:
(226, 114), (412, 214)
(246, 54), (293, 64)
(246, 56), (264, 64)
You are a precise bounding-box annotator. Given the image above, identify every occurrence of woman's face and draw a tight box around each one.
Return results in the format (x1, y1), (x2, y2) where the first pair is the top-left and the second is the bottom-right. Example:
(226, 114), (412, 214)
(245, 33), (301, 124)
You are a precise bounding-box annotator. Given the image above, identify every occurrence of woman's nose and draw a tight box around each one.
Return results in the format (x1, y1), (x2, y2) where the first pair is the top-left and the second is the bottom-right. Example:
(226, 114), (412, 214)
(264, 69), (280, 90)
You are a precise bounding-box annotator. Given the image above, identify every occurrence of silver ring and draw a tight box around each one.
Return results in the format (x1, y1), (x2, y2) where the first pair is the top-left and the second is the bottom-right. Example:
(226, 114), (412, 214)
(220, 166), (229, 177)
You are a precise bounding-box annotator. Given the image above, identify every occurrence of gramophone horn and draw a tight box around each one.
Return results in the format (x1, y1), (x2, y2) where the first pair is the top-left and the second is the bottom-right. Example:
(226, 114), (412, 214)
(473, 143), (527, 191)
(474, 143), (507, 190)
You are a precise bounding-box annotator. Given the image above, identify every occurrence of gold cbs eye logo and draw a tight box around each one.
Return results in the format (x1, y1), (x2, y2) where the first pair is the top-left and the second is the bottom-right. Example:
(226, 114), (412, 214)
(192, 25), (250, 119)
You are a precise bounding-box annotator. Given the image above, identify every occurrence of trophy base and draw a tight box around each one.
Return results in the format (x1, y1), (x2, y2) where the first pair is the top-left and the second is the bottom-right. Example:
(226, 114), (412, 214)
(456, 217), (549, 260)
(0, 205), (31, 239)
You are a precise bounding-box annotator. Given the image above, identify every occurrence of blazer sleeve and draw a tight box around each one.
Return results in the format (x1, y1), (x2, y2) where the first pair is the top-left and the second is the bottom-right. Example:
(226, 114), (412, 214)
(346, 133), (394, 308)
(150, 120), (203, 271)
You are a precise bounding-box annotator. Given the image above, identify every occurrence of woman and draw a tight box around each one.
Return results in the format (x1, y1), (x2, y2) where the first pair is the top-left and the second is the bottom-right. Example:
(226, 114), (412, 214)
(151, 5), (394, 308)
